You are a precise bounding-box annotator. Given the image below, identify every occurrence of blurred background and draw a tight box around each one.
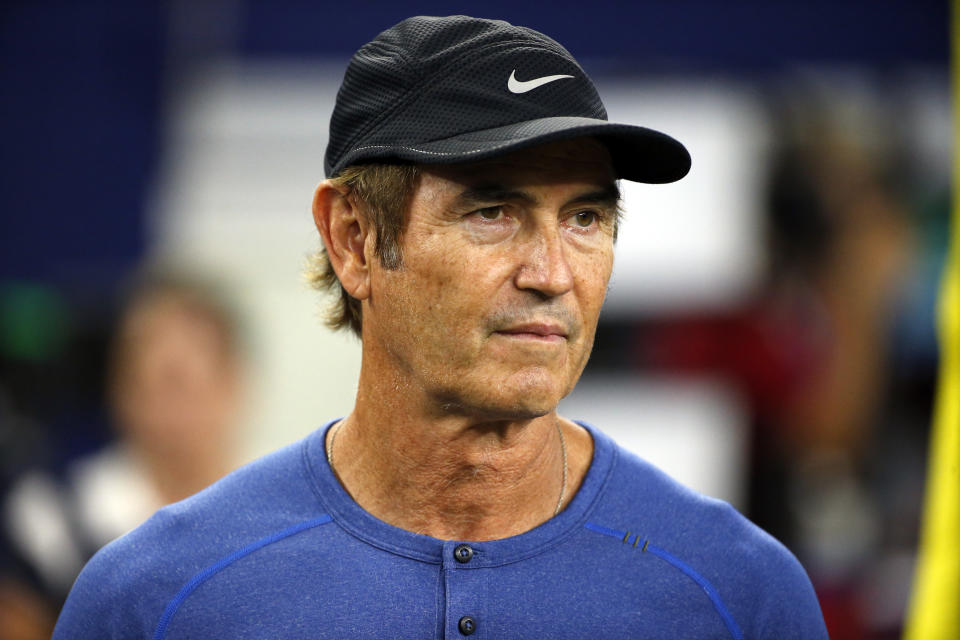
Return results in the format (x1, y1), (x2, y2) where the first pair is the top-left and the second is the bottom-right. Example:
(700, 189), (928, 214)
(0, 1), (949, 638)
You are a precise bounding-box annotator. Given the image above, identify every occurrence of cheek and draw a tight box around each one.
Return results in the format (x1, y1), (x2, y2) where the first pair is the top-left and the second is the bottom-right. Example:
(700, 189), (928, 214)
(405, 241), (512, 306)
(576, 250), (614, 306)
(375, 252), (470, 337)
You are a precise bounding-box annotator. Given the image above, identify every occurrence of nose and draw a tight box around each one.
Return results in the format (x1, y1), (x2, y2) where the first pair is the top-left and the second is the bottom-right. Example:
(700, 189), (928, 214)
(514, 227), (575, 298)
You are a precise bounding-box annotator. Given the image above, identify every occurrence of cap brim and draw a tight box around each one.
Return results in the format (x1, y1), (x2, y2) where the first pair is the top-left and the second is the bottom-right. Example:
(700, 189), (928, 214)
(341, 116), (690, 184)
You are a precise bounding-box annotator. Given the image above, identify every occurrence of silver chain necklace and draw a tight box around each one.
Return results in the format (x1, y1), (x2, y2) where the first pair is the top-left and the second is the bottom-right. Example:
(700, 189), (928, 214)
(327, 420), (568, 516)
(554, 421), (568, 516)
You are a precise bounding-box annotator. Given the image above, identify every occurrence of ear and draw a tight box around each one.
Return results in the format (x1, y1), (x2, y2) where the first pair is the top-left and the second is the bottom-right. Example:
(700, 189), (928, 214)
(313, 181), (371, 300)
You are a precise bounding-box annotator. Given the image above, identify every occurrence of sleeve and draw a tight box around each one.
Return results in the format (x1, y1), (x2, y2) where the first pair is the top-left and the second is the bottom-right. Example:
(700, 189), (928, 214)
(697, 499), (828, 640)
(748, 539), (829, 639)
(52, 543), (149, 639)
(52, 518), (186, 640)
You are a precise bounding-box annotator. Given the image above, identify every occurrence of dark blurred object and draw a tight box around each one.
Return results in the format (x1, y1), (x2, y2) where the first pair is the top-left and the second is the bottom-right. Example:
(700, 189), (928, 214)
(0, 282), (113, 482)
(745, 95), (937, 639)
(732, 95), (933, 640)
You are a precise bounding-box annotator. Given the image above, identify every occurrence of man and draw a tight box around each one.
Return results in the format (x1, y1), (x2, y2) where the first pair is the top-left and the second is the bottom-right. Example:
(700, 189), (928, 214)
(54, 16), (827, 638)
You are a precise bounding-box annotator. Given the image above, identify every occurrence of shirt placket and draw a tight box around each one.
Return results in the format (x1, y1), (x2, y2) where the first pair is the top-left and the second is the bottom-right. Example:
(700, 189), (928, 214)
(442, 540), (487, 638)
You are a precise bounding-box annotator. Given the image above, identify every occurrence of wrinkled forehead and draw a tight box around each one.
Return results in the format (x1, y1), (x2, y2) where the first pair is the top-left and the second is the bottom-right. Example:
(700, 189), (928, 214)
(422, 137), (616, 187)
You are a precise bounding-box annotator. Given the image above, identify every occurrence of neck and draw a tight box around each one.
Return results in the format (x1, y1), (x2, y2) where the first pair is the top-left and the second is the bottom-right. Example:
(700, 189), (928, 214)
(327, 363), (592, 541)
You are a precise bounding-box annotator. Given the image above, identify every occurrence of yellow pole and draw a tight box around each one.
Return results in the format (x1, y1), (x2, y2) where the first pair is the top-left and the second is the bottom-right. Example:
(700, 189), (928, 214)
(903, 3), (960, 637)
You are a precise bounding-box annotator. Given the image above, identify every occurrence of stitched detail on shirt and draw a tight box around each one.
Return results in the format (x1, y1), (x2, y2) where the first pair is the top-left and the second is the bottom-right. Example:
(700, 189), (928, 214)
(153, 515), (334, 640)
(583, 521), (744, 640)
(645, 544), (744, 640)
(583, 521), (622, 539)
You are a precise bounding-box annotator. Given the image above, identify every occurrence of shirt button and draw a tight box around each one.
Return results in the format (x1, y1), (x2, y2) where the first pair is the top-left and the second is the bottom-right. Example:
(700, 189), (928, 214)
(458, 615), (477, 635)
(454, 544), (474, 563)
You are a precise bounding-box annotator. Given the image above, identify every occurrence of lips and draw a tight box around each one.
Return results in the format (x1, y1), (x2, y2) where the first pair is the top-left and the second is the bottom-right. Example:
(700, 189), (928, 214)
(495, 322), (568, 341)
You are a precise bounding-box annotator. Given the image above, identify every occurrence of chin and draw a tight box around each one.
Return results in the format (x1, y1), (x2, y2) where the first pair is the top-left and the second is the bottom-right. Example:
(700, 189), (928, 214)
(431, 378), (563, 421)
(473, 377), (568, 420)
(457, 401), (556, 422)
(500, 389), (561, 418)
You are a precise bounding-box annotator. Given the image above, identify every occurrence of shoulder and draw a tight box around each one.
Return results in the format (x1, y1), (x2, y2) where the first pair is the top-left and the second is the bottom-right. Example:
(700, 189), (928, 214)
(583, 428), (827, 639)
(53, 434), (328, 638)
(584, 426), (752, 537)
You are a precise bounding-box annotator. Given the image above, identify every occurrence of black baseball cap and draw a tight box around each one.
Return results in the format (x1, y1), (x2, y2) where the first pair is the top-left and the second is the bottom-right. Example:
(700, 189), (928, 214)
(325, 15), (690, 184)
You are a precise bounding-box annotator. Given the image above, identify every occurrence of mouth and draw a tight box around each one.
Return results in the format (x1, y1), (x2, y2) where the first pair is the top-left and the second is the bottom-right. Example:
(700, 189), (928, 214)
(494, 323), (568, 344)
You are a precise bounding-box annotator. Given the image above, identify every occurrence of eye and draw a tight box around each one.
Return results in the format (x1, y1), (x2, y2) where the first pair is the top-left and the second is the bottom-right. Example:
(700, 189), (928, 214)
(474, 206), (505, 221)
(570, 210), (599, 228)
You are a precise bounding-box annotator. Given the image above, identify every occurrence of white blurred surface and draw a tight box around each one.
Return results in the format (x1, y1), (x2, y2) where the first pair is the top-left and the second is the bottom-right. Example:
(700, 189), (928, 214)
(560, 374), (749, 509)
(598, 81), (769, 315)
(149, 61), (360, 460)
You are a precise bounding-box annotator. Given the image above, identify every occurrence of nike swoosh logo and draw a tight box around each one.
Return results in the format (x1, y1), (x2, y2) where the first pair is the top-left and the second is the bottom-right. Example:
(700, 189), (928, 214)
(507, 69), (574, 94)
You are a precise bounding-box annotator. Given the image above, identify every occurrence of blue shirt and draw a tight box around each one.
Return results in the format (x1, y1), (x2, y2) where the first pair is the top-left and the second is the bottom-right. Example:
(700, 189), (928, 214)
(54, 421), (827, 639)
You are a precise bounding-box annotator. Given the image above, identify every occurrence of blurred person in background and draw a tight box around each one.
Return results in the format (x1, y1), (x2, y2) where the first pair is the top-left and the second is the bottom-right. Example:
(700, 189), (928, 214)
(0, 272), (244, 640)
(759, 100), (928, 640)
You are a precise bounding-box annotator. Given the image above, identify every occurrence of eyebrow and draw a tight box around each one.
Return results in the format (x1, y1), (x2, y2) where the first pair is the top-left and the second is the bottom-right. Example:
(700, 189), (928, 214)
(454, 182), (621, 210)
(566, 184), (621, 209)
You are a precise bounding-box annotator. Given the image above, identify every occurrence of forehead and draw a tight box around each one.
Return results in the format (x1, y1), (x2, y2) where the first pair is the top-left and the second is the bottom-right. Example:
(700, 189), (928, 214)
(421, 137), (615, 188)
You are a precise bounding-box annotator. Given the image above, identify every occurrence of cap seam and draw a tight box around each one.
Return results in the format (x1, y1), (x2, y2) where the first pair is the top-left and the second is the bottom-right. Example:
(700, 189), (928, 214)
(331, 39), (414, 169)
(358, 39), (413, 67)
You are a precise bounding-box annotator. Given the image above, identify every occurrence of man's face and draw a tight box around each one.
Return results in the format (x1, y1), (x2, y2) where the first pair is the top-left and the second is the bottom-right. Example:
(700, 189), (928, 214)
(363, 138), (617, 419)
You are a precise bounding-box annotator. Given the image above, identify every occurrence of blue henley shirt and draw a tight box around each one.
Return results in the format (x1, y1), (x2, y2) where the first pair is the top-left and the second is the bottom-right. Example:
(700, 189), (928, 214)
(54, 421), (827, 639)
